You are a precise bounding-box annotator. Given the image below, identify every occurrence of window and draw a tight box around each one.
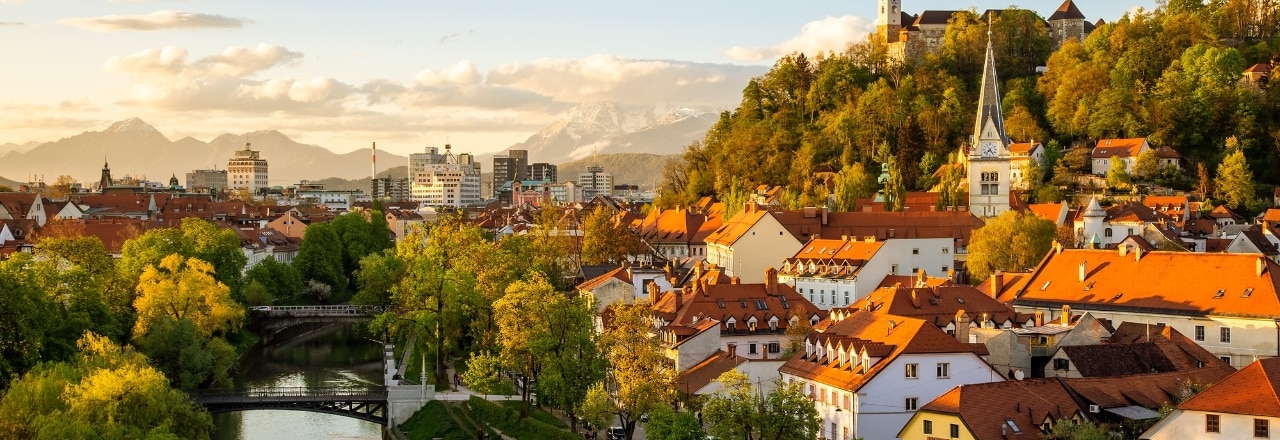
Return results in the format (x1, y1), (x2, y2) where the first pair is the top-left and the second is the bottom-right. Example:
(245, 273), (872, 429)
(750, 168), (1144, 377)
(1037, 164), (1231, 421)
(936, 363), (950, 379)
(905, 397), (918, 410)
(749, 343), (758, 354)
(1206, 414), (1220, 433)
(1053, 358), (1070, 371)
(923, 420), (933, 435)
(913, 248), (920, 255)
(1195, 325), (1205, 341)
(905, 363), (918, 379)
(942, 247), (949, 254)
(1105, 228), (1113, 237)
(1006, 419), (1021, 434)
(950, 424), (960, 438)
(892, 264), (899, 274)
(1221, 356), (1233, 366)
(1257, 419), (1269, 438)
(768, 342), (780, 353)
(1221, 327), (1232, 343)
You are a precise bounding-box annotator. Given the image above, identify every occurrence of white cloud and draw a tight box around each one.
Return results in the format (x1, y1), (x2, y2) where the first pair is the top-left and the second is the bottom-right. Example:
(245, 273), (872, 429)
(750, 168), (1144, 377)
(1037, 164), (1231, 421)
(60, 10), (249, 32)
(198, 44), (303, 77)
(414, 61), (482, 87)
(487, 54), (765, 106)
(726, 15), (874, 61)
(0, 21), (25, 26)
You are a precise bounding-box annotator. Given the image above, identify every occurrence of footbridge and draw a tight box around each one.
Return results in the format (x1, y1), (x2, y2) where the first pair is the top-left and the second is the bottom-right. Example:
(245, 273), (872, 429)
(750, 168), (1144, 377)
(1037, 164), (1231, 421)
(191, 386), (389, 424)
(250, 305), (383, 337)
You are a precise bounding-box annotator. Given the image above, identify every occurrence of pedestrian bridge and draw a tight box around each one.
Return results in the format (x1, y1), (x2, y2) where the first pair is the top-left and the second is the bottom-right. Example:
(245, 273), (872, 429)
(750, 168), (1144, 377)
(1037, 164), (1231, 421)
(191, 386), (390, 424)
(253, 305), (385, 317)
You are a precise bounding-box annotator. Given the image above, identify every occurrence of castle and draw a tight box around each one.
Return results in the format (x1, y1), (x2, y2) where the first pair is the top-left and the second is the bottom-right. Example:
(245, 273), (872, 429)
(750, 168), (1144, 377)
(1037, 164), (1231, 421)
(877, 0), (1097, 62)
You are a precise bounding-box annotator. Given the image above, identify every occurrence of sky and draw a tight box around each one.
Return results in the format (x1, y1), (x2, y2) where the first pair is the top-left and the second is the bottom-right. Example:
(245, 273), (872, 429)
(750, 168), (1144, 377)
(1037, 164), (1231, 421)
(0, 0), (1154, 157)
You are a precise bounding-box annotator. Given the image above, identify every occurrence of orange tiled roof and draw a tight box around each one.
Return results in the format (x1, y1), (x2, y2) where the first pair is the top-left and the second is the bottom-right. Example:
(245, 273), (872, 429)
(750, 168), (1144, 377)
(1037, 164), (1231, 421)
(1006, 248), (1280, 319)
(842, 283), (1018, 328)
(676, 350), (748, 395)
(1264, 209), (1280, 223)
(1027, 203), (1066, 224)
(915, 379), (1083, 440)
(576, 264), (632, 291)
(779, 311), (980, 392)
(1178, 357), (1280, 417)
(1067, 366), (1236, 409)
(1092, 138), (1146, 159)
(704, 206), (768, 247)
(1245, 63), (1273, 74)
(1008, 142), (1040, 156)
(1154, 145), (1181, 159)
(655, 277), (825, 335)
(1109, 323), (1225, 372)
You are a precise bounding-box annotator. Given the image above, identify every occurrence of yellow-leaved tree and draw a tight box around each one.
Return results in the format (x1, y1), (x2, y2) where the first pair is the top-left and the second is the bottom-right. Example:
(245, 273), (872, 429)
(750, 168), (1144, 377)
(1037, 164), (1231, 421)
(133, 253), (244, 337)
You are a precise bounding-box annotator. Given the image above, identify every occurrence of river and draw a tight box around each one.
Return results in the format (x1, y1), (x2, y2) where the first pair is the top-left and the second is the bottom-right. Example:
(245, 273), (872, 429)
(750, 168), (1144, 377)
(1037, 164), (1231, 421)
(213, 322), (386, 440)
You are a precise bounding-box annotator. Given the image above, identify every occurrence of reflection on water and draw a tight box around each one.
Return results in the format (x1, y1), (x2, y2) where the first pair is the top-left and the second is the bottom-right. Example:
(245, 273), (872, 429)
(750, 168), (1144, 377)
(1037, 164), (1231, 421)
(212, 323), (385, 440)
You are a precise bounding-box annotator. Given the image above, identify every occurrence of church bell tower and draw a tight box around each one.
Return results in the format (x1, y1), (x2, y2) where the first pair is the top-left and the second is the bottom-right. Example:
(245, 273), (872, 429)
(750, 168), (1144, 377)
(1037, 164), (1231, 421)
(966, 24), (1013, 218)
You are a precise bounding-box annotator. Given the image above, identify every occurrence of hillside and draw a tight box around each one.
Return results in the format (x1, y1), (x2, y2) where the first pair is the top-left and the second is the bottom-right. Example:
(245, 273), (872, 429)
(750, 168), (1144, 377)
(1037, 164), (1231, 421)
(0, 175), (20, 190)
(310, 166), (408, 192)
(558, 153), (676, 189)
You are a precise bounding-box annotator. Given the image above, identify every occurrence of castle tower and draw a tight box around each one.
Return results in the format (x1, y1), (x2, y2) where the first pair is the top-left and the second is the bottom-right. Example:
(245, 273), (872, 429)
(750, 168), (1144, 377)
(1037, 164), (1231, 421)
(966, 24), (1013, 218)
(1081, 196), (1107, 248)
(878, 0), (903, 42)
(99, 160), (113, 191)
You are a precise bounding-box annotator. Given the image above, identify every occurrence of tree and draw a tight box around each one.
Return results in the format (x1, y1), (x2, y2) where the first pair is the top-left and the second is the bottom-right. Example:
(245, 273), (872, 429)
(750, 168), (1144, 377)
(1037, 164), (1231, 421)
(1214, 147), (1258, 211)
(461, 351), (504, 397)
(293, 221), (347, 293)
(581, 205), (637, 266)
(0, 259), (54, 390)
(353, 251), (405, 306)
(241, 280), (274, 306)
(3, 237), (124, 361)
(117, 218), (247, 301)
(783, 305), (813, 358)
(966, 211), (1057, 282)
(1134, 148), (1160, 181)
(133, 315), (236, 390)
(831, 163), (877, 212)
(0, 333), (213, 440)
(331, 211), (380, 289)
(597, 301), (676, 439)
(47, 175), (76, 199)
(1047, 419), (1110, 440)
(1107, 157), (1131, 189)
(644, 405), (705, 440)
(703, 370), (820, 440)
(133, 254), (245, 338)
(245, 256), (304, 300)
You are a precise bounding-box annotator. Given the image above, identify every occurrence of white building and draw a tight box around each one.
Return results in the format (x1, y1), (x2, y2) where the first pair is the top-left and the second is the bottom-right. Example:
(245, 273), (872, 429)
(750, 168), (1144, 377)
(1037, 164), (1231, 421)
(578, 165), (613, 198)
(778, 236), (957, 309)
(1091, 138), (1151, 176)
(408, 144), (481, 208)
(227, 143), (268, 194)
(780, 311), (1000, 440)
(1143, 357), (1280, 440)
(966, 32), (1014, 218)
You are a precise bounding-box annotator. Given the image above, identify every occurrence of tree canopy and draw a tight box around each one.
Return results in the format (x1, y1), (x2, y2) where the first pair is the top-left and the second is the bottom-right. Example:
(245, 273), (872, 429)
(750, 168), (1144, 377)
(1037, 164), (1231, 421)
(966, 211), (1058, 281)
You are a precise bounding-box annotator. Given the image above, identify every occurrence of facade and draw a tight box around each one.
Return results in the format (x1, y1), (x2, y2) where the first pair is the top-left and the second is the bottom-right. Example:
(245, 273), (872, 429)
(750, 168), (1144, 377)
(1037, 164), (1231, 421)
(578, 165), (614, 198)
(778, 236), (958, 309)
(227, 143), (269, 194)
(185, 169), (228, 194)
(492, 149), (529, 198)
(1073, 197), (1173, 249)
(527, 162), (557, 182)
(704, 205), (803, 284)
(1091, 138), (1151, 175)
(999, 246), (1280, 367)
(1008, 142), (1044, 190)
(879, 0), (1093, 61)
(780, 311), (1000, 440)
(409, 145), (481, 208)
(966, 32), (1013, 218)
(633, 200), (724, 263)
(371, 176), (410, 201)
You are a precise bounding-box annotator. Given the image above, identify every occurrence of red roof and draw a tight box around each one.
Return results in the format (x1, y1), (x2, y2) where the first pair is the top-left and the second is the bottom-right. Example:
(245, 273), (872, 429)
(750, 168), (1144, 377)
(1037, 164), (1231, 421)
(1092, 138), (1147, 159)
(914, 379), (1083, 440)
(1179, 357), (1280, 417)
(842, 283), (1018, 328)
(1049, 0), (1087, 20)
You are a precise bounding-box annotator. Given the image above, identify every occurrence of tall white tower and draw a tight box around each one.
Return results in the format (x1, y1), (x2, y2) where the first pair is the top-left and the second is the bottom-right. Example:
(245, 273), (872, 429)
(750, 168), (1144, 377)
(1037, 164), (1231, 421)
(966, 25), (1013, 218)
(878, 0), (903, 42)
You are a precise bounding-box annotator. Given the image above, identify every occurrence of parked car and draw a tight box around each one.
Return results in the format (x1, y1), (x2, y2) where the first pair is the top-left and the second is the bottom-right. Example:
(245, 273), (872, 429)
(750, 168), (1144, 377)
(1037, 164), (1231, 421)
(608, 426), (625, 440)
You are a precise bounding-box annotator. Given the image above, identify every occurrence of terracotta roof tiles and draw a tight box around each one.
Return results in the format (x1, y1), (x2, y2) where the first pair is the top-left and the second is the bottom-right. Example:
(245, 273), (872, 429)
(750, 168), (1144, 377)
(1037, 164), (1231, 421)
(1178, 357), (1280, 417)
(914, 379), (1083, 440)
(1092, 138), (1147, 159)
(1050, 0), (1087, 20)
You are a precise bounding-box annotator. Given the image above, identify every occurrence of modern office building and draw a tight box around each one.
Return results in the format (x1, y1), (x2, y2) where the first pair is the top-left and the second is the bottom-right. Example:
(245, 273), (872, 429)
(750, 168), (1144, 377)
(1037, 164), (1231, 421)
(227, 143), (269, 194)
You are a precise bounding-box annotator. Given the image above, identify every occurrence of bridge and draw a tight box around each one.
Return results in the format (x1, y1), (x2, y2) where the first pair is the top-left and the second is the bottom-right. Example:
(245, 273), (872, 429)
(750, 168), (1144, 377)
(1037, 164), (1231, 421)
(191, 386), (390, 424)
(252, 305), (384, 317)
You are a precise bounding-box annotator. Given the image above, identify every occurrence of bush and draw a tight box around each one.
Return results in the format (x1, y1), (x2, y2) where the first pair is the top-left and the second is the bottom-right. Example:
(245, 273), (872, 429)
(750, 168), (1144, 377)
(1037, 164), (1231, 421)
(400, 401), (471, 440)
(468, 397), (580, 440)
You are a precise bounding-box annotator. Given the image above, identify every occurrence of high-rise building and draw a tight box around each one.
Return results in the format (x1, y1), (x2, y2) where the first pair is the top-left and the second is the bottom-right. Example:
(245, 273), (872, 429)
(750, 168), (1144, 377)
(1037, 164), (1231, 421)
(527, 162), (558, 182)
(372, 175), (411, 201)
(492, 149), (529, 192)
(186, 169), (228, 194)
(409, 144), (481, 208)
(228, 143), (269, 194)
(578, 165), (614, 198)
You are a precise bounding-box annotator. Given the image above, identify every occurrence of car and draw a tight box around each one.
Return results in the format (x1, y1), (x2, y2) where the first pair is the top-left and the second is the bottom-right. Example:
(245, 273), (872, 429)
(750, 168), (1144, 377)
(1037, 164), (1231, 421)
(251, 306), (272, 312)
(608, 426), (625, 440)
(639, 413), (649, 422)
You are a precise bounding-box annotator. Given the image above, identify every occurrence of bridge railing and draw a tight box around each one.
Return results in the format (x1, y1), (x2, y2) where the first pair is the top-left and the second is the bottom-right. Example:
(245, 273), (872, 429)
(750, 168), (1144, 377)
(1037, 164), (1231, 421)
(192, 386), (388, 400)
(250, 305), (385, 317)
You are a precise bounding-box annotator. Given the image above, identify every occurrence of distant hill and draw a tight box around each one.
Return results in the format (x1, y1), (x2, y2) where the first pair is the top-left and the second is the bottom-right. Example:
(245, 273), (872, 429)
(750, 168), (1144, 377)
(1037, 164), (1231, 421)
(506, 101), (717, 164)
(311, 166), (409, 192)
(0, 118), (408, 186)
(558, 153), (677, 189)
(0, 175), (20, 190)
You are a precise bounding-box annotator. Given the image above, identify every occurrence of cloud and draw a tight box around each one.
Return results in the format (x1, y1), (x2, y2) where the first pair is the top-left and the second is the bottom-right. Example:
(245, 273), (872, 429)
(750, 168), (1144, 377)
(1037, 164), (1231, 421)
(0, 21), (24, 26)
(726, 15), (874, 61)
(106, 44), (353, 114)
(487, 54), (765, 106)
(60, 10), (249, 32)
(439, 33), (459, 44)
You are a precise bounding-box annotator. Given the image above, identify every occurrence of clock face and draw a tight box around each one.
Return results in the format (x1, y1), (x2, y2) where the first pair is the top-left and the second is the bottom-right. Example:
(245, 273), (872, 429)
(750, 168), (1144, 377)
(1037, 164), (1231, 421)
(980, 142), (999, 157)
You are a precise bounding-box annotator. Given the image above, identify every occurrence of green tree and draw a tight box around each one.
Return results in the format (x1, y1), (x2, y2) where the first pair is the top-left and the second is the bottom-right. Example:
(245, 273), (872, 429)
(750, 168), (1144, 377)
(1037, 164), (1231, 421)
(118, 218), (247, 301)
(581, 205), (637, 266)
(644, 405), (705, 440)
(1047, 419), (1110, 440)
(293, 222), (347, 293)
(331, 211), (380, 289)
(241, 280), (274, 306)
(597, 301), (676, 439)
(1107, 157), (1131, 189)
(966, 211), (1057, 282)
(368, 209), (395, 252)
(0, 333), (213, 440)
(245, 256), (304, 300)
(461, 351), (504, 397)
(703, 370), (820, 440)
(1134, 148), (1160, 181)
(1214, 147), (1258, 211)
(831, 163), (877, 212)
(353, 251), (405, 306)
(0, 260), (53, 390)
(133, 315), (236, 390)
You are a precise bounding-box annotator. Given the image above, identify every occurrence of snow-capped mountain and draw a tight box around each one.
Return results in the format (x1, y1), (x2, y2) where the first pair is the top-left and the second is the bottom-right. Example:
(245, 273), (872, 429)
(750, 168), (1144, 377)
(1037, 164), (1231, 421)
(507, 101), (718, 164)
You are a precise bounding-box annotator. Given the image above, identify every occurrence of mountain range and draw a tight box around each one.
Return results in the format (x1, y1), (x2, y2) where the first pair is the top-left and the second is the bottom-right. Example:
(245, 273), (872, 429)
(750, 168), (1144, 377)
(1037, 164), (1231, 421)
(0, 101), (712, 189)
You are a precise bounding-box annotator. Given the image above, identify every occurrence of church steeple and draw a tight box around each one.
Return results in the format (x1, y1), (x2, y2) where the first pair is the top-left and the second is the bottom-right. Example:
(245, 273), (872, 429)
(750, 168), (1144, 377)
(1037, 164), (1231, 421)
(972, 23), (1010, 149)
(99, 159), (113, 191)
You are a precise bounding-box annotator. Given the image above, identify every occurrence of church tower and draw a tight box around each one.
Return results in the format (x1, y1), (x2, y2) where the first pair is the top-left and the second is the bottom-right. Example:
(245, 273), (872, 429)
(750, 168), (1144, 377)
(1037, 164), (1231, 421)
(878, 0), (902, 42)
(99, 160), (113, 192)
(966, 25), (1013, 218)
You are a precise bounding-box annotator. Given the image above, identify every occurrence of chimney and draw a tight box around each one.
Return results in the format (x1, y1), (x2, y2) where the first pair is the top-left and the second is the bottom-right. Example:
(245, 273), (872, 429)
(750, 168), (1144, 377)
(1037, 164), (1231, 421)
(1134, 246), (1143, 261)
(821, 207), (828, 225)
(1118, 244), (1128, 257)
(647, 280), (659, 298)
(955, 310), (971, 343)
(1060, 305), (1071, 326)
(727, 343), (737, 359)
(730, 276), (740, 284)
(744, 202), (755, 214)
(916, 269), (928, 288)
(1078, 261), (1088, 282)
(910, 290), (921, 308)
(765, 267), (779, 296)
(674, 287), (684, 307)
(1034, 310), (1045, 327)
(1260, 257), (1267, 277)
(989, 271), (1005, 298)
(700, 279), (709, 297)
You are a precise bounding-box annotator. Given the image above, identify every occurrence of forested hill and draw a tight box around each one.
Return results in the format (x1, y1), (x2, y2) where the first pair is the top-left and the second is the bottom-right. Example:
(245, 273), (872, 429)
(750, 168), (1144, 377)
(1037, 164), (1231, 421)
(656, 4), (1280, 213)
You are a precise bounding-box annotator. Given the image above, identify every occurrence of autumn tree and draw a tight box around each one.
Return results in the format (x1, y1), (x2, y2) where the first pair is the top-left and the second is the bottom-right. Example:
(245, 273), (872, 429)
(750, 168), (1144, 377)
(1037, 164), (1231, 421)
(1107, 157), (1131, 189)
(966, 211), (1057, 282)
(596, 301), (675, 440)
(117, 218), (247, 300)
(461, 351), (504, 397)
(831, 163), (877, 212)
(703, 370), (821, 440)
(581, 205), (637, 266)
(1215, 147), (1259, 212)
(1134, 148), (1160, 181)
(0, 333), (213, 439)
(133, 254), (245, 338)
